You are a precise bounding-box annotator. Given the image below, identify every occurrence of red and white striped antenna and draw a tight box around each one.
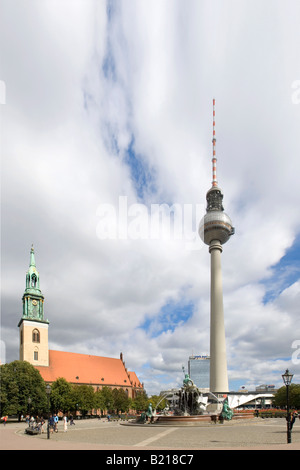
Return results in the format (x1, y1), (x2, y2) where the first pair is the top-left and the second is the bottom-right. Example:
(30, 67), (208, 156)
(212, 98), (218, 187)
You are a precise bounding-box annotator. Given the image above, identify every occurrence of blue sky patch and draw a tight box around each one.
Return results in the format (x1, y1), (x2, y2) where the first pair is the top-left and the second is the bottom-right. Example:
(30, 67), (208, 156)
(140, 299), (194, 338)
(124, 137), (157, 200)
(262, 233), (300, 303)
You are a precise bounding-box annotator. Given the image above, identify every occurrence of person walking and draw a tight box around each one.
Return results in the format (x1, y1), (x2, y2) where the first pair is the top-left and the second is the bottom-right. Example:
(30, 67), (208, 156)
(40, 417), (45, 433)
(63, 414), (68, 432)
(49, 414), (54, 434)
(291, 411), (298, 430)
(53, 414), (58, 432)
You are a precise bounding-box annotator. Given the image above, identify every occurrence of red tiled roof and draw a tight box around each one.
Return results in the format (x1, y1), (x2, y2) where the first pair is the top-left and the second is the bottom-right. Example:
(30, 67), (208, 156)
(128, 371), (143, 388)
(35, 350), (133, 387)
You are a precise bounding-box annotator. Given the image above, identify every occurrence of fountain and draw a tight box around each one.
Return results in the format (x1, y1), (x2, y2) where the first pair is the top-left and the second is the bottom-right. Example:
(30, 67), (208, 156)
(153, 373), (217, 425)
(132, 373), (256, 426)
(175, 374), (208, 416)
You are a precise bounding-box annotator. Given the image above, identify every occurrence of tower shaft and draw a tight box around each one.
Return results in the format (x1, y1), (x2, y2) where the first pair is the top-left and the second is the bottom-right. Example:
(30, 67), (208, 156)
(209, 240), (229, 393)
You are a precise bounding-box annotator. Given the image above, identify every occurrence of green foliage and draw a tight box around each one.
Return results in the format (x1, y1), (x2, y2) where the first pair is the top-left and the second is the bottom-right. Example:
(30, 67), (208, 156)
(112, 388), (131, 413)
(290, 384), (300, 408)
(94, 386), (113, 413)
(0, 361), (145, 417)
(50, 377), (73, 413)
(147, 395), (167, 411)
(71, 384), (95, 416)
(273, 384), (300, 408)
(0, 360), (47, 416)
(131, 391), (148, 412)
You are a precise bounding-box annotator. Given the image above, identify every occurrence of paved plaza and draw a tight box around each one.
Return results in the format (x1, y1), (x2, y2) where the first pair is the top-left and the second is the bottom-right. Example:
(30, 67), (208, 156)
(1, 417), (300, 451)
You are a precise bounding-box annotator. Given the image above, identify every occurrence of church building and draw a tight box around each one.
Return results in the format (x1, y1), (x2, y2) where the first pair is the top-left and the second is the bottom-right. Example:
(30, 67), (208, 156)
(18, 246), (144, 399)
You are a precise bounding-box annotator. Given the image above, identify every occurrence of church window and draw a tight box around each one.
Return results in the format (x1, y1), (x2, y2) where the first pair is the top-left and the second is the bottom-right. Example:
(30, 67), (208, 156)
(34, 351), (38, 361)
(31, 274), (37, 288)
(32, 329), (40, 343)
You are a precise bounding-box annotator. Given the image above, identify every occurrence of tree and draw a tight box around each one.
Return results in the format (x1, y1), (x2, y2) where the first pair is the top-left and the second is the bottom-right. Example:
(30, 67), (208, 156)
(290, 384), (300, 408)
(147, 395), (167, 412)
(274, 384), (300, 408)
(71, 384), (95, 416)
(50, 377), (73, 413)
(112, 388), (130, 414)
(131, 391), (148, 412)
(97, 386), (114, 414)
(94, 389), (106, 415)
(0, 360), (47, 418)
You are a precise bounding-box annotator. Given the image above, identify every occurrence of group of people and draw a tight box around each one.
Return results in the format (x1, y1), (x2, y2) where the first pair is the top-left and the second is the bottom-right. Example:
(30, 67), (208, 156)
(26, 415), (46, 433)
(48, 414), (68, 432)
(24, 413), (69, 433)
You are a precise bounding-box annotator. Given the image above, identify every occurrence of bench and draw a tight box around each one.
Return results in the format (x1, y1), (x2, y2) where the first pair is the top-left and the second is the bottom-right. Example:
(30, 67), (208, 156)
(25, 427), (39, 435)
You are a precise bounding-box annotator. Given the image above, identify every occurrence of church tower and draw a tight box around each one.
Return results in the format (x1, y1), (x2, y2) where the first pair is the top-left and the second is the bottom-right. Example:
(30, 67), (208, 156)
(18, 245), (49, 366)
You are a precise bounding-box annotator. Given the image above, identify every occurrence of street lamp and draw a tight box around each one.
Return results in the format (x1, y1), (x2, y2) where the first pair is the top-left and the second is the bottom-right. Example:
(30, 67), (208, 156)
(46, 384), (51, 439)
(282, 369), (293, 444)
(27, 397), (32, 417)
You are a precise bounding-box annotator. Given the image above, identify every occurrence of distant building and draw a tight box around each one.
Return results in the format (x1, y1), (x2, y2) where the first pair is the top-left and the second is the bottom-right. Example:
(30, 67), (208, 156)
(18, 246), (144, 399)
(188, 355), (210, 392)
(255, 384), (276, 392)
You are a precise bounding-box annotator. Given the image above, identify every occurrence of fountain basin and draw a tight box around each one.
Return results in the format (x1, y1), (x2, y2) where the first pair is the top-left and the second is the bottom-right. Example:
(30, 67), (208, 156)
(155, 414), (214, 425)
(154, 412), (254, 426)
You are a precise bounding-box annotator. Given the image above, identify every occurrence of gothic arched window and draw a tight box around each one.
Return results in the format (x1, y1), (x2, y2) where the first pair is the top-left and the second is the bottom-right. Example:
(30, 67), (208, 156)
(32, 329), (40, 343)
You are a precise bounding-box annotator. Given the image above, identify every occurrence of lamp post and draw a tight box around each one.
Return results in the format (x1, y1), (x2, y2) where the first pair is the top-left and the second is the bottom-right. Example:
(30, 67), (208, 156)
(46, 384), (51, 439)
(282, 369), (293, 444)
(27, 397), (31, 418)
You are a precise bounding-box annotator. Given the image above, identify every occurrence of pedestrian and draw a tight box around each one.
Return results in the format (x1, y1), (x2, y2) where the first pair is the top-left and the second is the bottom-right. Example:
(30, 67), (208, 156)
(53, 414), (58, 432)
(40, 417), (45, 433)
(69, 414), (75, 425)
(36, 416), (40, 432)
(49, 414), (54, 434)
(291, 411), (298, 430)
(63, 414), (68, 432)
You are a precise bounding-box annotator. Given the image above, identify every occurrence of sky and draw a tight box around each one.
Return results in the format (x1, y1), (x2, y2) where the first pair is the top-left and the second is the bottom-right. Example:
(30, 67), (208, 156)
(1, 0), (300, 395)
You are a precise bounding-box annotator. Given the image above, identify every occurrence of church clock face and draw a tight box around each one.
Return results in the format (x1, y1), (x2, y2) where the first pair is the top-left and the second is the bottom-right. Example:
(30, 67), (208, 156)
(32, 299), (38, 317)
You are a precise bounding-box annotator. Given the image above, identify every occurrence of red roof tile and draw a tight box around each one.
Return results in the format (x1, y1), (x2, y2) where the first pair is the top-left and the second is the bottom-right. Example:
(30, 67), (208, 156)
(128, 371), (143, 388)
(35, 350), (133, 387)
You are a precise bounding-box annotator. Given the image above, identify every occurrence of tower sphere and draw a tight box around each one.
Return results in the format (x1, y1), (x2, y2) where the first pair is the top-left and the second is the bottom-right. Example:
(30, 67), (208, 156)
(199, 186), (234, 246)
(199, 210), (234, 245)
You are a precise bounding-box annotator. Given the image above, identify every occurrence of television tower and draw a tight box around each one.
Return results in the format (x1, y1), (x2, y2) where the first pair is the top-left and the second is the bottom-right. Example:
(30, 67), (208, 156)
(199, 99), (234, 395)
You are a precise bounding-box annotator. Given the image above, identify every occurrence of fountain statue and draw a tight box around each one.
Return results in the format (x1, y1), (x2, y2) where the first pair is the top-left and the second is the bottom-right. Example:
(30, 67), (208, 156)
(146, 402), (153, 422)
(220, 397), (233, 420)
(174, 373), (207, 416)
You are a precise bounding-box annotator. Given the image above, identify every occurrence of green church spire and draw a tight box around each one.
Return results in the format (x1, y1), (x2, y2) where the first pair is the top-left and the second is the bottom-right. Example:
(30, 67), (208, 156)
(19, 245), (48, 324)
(25, 245), (41, 293)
